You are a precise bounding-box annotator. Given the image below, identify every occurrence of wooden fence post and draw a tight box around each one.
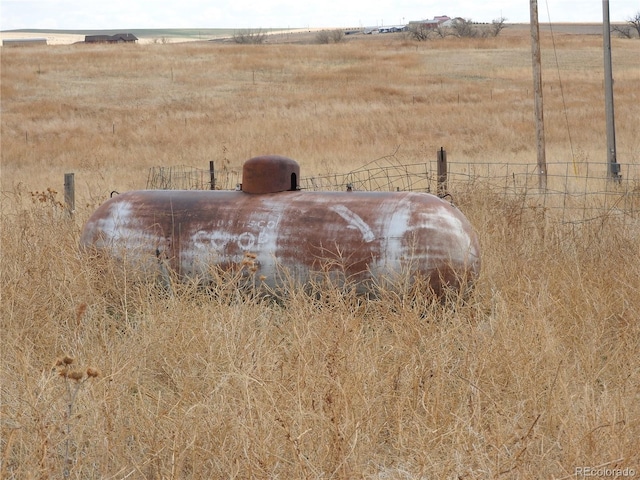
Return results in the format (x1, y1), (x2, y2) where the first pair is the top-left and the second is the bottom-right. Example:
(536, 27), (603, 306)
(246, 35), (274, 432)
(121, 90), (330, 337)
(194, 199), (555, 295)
(209, 161), (215, 190)
(437, 147), (447, 197)
(64, 173), (75, 216)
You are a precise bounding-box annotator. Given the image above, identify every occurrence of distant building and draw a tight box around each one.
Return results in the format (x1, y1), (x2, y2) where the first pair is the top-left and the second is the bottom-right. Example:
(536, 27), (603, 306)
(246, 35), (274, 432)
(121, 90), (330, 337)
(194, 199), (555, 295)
(409, 15), (452, 30)
(3, 37), (47, 47)
(84, 33), (138, 44)
(364, 25), (407, 34)
(378, 25), (408, 33)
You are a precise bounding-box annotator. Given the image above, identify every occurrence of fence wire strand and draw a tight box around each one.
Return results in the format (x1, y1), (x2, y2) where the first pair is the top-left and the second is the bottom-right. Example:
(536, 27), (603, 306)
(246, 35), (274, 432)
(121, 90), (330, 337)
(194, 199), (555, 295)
(147, 160), (640, 225)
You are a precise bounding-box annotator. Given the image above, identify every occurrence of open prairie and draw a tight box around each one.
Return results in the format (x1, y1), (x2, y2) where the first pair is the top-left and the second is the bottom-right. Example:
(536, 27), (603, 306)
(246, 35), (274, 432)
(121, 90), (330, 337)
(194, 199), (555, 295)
(1, 27), (640, 478)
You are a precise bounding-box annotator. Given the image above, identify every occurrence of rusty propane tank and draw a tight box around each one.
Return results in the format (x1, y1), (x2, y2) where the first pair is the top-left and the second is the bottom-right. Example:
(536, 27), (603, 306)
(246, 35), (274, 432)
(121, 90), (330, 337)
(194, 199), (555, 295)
(80, 155), (480, 295)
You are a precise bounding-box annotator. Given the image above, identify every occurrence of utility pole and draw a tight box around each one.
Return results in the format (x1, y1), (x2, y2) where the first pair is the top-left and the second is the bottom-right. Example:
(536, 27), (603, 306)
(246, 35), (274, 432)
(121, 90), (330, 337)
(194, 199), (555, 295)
(602, 0), (620, 180)
(530, 0), (547, 190)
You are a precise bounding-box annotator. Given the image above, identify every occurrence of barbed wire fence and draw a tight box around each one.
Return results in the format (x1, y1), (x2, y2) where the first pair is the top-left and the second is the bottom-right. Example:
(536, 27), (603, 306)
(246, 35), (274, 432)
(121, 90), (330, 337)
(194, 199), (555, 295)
(146, 153), (640, 226)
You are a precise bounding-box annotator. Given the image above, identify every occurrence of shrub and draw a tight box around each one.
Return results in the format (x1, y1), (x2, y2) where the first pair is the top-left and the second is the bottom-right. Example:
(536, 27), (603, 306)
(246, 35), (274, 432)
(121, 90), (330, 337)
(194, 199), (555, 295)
(233, 29), (266, 44)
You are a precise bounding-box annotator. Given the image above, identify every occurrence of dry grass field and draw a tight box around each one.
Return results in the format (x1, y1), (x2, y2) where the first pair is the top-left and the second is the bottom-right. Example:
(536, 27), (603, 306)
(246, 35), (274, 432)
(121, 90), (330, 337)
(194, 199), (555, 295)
(1, 27), (640, 478)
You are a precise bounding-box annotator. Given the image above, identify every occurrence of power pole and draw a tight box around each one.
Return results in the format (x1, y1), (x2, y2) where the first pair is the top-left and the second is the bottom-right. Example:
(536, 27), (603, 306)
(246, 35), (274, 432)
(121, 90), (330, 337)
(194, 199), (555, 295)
(602, 0), (620, 180)
(530, 0), (547, 190)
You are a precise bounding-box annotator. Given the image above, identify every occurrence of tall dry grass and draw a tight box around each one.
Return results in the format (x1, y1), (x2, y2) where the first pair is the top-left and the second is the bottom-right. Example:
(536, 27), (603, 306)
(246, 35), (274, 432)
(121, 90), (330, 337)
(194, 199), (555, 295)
(1, 30), (639, 478)
(1, 30), (638, 194)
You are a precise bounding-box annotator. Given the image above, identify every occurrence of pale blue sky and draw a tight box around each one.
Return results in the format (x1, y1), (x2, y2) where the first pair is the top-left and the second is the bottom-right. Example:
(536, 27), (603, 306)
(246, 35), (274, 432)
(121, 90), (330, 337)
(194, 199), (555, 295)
(1, 0), (638, 31)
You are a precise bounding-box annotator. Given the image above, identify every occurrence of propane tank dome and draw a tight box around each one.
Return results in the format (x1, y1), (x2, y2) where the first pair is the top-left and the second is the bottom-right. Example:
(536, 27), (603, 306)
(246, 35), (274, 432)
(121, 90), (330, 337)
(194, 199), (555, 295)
(242, 155), (300, 194)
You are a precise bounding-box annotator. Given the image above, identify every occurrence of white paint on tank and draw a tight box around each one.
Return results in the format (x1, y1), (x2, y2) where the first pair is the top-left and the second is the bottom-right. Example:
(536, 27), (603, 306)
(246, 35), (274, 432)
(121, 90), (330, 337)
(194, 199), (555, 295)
(417, 207), (472, 258)
(87, 200), (153, 251)
(329, 204), (376, 242)
(372, 196), (412, 276)
(89, 200), (135, 245)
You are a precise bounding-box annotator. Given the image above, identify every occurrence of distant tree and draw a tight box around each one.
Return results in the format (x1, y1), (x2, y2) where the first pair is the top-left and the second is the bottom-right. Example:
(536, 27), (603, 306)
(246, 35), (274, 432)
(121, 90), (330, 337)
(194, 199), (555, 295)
(330, 29), (345, 43)
(409, 17), (506, 41)
(316, 30), (331, 44)
(408, 23), (438, 41)
(409, 24), (427, 41)
(612, 24), (634, 38)
(316, 29), (344, 44)
(489, 17), (508, 37)
(628, 11), (640, 37)
(232, 29), (266, 44)
(452, 18), (478, 38)
(433, 24), (452, 38)
(612, 12), (640, 38)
